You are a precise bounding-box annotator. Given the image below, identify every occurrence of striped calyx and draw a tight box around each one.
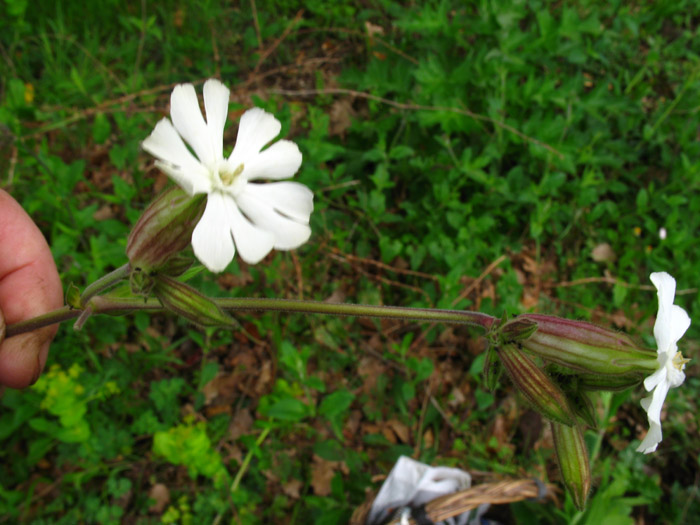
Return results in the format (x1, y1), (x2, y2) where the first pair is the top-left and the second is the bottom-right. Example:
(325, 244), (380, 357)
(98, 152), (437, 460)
(126, 187), (205, 273)
(497, 343), (576, 426)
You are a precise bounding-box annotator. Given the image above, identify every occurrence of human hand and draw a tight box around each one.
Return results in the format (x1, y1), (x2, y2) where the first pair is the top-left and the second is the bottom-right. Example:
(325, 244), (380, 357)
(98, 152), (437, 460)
(0, 189), (62, 388)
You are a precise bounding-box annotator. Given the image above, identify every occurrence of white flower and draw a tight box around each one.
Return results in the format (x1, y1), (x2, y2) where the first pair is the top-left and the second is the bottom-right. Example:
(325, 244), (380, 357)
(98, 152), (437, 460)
(142, 79), (313, 272)
(636, 271), (691, 454)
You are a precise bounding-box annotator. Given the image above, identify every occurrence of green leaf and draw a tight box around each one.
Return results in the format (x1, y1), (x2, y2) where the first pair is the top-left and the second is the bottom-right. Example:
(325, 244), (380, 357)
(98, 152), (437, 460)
(319, 390), (355, 418)
(92, 113), (111, 144)
(262, 398), (311, 422)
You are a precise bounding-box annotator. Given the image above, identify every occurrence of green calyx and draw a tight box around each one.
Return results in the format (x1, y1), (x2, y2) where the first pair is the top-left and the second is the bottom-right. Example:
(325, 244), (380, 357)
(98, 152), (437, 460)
(153, 275), (235, 328)
(551, 421), (591, 510)
(501, 314), (658, 376)
(126, 187), (205, 273)
(497, 343), (576, 426)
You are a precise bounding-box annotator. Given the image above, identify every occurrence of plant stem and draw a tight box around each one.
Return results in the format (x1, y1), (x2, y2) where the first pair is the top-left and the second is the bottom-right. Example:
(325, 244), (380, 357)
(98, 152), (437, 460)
(5, 295), (496, 338)
(4, 306), (79, 337)
(79, 263), (131, 304)
(217, 297), (497, 330)
(213, 426), (272, 525)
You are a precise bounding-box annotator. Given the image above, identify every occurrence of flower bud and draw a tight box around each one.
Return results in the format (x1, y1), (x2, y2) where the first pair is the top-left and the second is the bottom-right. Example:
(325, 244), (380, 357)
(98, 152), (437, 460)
(483, 346), (503, 392)
(130, 268), (156, 296)
(153, 275), (235, 328)
(65, 283), (82, 309)
(577, 372), (643, 392)
(126, 187), (205, 272)
(158, 256), (194, 277)
(570, 390), (597, 429)
(551, 421), (591, 510)
(503, 314), (658, 377)
(499, 317), (538, 342)
(498, 343), (576, 426)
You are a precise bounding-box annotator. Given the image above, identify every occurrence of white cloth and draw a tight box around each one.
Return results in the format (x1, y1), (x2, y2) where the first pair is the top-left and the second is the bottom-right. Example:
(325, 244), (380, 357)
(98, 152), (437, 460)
(366, 456), (485, 525)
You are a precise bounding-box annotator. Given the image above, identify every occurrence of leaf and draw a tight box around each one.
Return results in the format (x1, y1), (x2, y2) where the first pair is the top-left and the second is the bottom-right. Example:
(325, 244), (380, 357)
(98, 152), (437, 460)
(92, 113), (111, 144)
(319, 390), (355, 419)
(262, 398), (311, 422)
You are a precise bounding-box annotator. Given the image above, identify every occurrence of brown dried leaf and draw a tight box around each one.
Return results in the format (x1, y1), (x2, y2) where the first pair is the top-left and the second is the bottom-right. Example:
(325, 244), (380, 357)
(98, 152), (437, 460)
(217, 270), (253, 289)
(448, 386), (466, 408)
(490, 414), (510, 448)
(202, 372), (238, 405)
(387, 419), (411, 444)
(381, 425), (397, 444)
(521, 289), (539, 309)
(592, 243), (616, 262)
(229, 408), (254, 440)
(343, 409), (363, 440)
(148, 483), (170, 514)
(93, 205), (114, 221)
(357, 356), (386, 394)
(255, 360), (273, 394)
(282, 478), (303, 499)
(422, 428), (434, 448)
(365, 21), (385, 37)
(311, 456), (337, 496)
(329, 99), (354, 137)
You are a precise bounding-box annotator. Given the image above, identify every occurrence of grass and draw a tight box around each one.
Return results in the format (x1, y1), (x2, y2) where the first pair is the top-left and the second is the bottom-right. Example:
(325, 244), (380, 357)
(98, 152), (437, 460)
(1, 0), (700, 523)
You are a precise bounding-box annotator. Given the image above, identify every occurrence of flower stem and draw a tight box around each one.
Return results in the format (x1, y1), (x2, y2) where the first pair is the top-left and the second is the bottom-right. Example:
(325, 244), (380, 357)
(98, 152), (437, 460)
(4, 306), (80, 337)
(217, 297), (497, 330)
(79, 263), (131, 304)
(5, 296), (496, 338)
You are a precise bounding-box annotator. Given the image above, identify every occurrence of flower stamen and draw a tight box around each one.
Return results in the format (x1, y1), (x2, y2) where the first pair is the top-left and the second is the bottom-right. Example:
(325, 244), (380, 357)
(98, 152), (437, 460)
(220, 163), (244, 186)
(672, 351), (690, 371)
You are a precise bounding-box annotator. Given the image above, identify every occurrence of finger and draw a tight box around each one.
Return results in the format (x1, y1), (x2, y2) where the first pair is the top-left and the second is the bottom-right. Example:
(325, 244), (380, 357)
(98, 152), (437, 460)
(0, 189), (63, 388)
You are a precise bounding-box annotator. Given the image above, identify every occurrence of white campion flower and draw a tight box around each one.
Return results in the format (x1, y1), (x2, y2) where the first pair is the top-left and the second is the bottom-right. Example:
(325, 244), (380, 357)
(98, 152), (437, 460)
(637, 272), (691, 454)
(142, 79), (313, 272)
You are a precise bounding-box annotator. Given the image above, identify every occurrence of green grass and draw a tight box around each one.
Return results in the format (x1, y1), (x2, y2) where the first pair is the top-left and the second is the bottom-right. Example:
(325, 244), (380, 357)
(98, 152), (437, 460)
(1, 0), (700, 523)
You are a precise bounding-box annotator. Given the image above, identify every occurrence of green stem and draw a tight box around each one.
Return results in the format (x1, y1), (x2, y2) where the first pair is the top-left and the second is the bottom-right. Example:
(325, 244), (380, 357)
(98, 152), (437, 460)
(4, 306), (79, 337)
(6, 296), (496, 338)
(79, 263), (131, 304)
(213, 426), (272, 525)
(217, 297), (497, 330)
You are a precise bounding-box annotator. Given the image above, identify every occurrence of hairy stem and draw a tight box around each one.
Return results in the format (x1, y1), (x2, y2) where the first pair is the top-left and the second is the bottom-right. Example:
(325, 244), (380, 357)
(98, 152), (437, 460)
(6, 296), (496, 338)
(79, 263), (131, 304)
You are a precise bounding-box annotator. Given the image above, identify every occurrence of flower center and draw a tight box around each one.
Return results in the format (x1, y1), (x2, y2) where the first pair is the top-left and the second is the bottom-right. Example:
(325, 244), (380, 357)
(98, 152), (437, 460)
(672, 351), (690, 371)
(219, 163), (244, 186)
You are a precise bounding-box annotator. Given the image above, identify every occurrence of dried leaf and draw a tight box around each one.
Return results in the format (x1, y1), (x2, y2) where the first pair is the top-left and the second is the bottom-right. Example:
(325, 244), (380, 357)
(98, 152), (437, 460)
(311, 456), (337, 496)
(387, 419), (410, 444)
(329, 99), (354, 137)
(591, 243), (616, 262)
(229, 408), (254, 440)
(282, 478), (303, 499)
(148, 483), (170, 514)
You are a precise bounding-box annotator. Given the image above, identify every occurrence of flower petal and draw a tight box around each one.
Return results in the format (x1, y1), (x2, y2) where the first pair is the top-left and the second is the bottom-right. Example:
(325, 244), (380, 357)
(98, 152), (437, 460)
(242, 140), (303, 181)
(170, 83), (217, 168)
(228, 205), (275, 264)
(667, 365), (685, 389)
(243, 182), (313, 223)
(651, 272), (677, 352)
(637, 378), (671, 453)
(229, 108), (281, 165)
(192, 192), (236, 272)
(236, 190), (311, 250)
(142, 119), (211, 195)
(203, 79), (230, 162)
(651, 272), (691, 355)
(667, 304), (691, 350)
(643, 379), (670, 426)
(642, 365), (666, 392)
(636, 415), (662, 454)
